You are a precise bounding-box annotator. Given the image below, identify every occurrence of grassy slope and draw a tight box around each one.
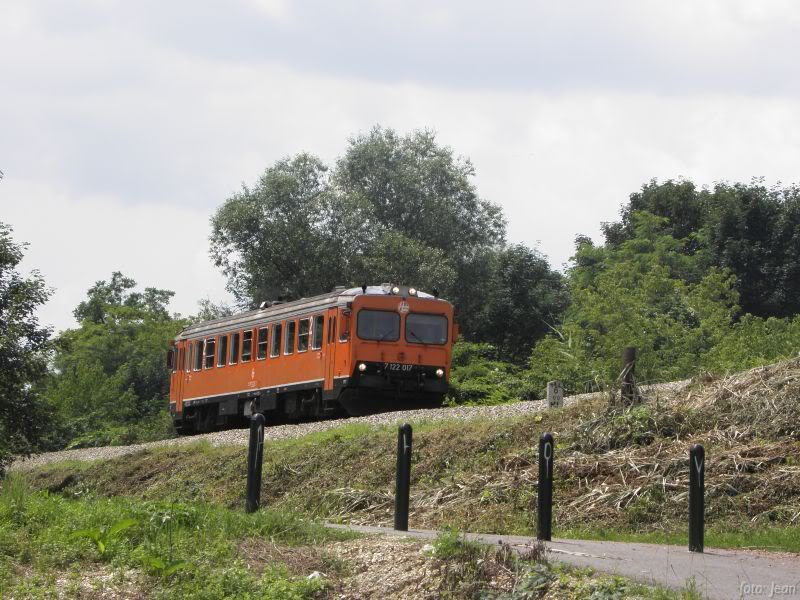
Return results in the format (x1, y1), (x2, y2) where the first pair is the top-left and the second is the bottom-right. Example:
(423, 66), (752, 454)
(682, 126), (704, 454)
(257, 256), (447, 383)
(23, 361), (800, 554)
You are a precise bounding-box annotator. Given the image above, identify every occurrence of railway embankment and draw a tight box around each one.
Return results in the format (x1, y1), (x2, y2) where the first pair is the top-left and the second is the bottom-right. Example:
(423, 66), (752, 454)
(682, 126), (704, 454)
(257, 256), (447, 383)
(4, 358), (800, 597)
(19, 358), (800, 551)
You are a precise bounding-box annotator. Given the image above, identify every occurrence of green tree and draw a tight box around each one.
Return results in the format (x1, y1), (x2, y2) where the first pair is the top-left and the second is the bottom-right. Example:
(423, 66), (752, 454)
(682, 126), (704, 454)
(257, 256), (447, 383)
(476, 244), (568, 363)
(210, 126), (567, 354)
(529, 212), (739, 393)
(0, 223), (52, 474)
(210, 153), (348, 305)
(602, 178), (800, 318)
(44, 273), (183, 446)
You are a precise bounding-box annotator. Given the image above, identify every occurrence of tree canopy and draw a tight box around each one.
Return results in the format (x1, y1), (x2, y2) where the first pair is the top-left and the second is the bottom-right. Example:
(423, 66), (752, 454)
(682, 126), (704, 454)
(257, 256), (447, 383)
(0, 223), (52, 474)
(43, 272), (184, 447)
(210, 126), (562, 361)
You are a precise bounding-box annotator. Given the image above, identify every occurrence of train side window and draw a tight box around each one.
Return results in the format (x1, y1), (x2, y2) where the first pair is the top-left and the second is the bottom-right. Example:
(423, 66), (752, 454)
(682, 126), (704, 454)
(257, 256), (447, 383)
(257, 327), (268, 360)
(194, 340), (204, 371)
(204, 337), (216, 369)
(270, 323), (282, 358)
(312, 315), (324, 350)
(217, 335), (228, 367)
(339, 313), (350, 342)
(186, 344), (192, 370)
(178, 347), (184, 371)
(230, 332), (240, 364)
(242, 330), (253, 361)
(298, 318), (310, 352)
(284, 320), (296, 354)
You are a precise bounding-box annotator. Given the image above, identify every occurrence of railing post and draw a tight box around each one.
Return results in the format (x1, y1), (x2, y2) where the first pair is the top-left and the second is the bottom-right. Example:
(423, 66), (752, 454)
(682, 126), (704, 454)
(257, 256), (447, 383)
(537, 432), (554, 541)
(689, 444), (705, 553)
(245, 413), (265, 513)
(621, 346), (638, 405)
(394, 423), (413, 531)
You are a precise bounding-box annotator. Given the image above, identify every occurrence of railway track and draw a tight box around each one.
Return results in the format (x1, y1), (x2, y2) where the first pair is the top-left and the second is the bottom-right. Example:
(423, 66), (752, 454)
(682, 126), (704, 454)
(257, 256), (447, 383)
(11, 381), (688, 472)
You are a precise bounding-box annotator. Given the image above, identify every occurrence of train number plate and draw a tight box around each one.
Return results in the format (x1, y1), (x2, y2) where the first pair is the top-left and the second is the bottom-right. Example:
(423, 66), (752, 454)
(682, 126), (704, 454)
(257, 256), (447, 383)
(384, 362), (414, 372)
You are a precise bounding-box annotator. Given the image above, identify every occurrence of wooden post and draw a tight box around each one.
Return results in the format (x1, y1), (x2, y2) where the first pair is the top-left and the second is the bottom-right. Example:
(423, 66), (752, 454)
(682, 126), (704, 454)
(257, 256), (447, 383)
(621, 347), (638, 406)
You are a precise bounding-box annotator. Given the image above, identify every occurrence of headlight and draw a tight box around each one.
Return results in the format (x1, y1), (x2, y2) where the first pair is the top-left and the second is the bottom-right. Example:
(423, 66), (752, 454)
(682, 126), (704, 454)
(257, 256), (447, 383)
(391, 286), (400, 294)
(409, 287), (417, 296)
(435, 368), (444, 378)
(358, 363), (367, 372)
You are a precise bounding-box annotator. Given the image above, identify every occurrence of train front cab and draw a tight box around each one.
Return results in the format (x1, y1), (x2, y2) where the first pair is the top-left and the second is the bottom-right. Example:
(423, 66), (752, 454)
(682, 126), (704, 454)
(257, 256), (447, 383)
(336, 287), (455, 412)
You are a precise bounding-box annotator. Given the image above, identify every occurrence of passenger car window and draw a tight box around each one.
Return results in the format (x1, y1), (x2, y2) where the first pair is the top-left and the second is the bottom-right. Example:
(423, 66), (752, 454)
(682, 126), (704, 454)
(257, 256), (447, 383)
(217, 335), (228, 367)
(242, 330), (253, 361)
(194, 340), (204, 371)
(257, 327), (268, 360)
(284, 321), (296, 354)
(230, 332), (240, 364)
(270, 323), (282, 358)
(312, 315), (324, 350)
(298, 318), (310, 352)
(204, 337), (216, 369)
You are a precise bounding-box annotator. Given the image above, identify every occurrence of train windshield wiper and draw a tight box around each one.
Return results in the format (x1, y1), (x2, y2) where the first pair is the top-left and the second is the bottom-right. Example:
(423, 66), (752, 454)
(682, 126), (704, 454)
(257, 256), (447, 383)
(407, 329), (425, 344)
(376, 328), (395, 341)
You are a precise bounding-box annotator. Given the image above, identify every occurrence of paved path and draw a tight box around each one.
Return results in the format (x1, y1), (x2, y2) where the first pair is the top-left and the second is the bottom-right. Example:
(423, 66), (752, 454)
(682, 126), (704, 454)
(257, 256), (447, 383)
(326, 524), (800, 600)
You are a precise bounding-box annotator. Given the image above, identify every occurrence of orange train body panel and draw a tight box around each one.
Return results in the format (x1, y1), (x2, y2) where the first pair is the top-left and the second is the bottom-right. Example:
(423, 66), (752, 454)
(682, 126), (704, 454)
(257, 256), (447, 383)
(167, 285), (455, 432)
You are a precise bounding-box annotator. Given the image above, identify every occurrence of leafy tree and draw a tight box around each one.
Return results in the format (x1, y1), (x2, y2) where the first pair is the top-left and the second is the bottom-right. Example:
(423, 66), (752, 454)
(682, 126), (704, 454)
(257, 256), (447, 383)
(476, 244), (568, 363)
(528, 212), (740, 393)
(44, 273), (183, 446)
(0, 223), (52, 474)
(210, 126), (565, 356)
(210, 154), (348, 305)
(602, 178), (800, 318)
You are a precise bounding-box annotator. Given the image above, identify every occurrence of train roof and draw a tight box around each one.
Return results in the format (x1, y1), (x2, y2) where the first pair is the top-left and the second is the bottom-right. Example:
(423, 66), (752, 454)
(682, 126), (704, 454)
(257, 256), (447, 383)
(177, 284), (445, 341)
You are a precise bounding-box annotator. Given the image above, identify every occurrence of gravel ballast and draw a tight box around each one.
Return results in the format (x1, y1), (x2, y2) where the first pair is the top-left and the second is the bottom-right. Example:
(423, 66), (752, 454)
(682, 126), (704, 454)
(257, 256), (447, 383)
(10, 381), (688, 472)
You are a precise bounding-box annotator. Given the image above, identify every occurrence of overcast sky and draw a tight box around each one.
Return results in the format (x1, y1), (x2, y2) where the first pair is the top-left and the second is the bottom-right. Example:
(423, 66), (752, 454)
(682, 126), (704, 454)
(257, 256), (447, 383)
(2, 0), (800, 333)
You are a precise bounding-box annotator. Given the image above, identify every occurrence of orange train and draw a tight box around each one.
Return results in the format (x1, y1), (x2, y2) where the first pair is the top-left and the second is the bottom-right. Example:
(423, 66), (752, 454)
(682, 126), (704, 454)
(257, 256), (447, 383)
(167, 284), (457, 432)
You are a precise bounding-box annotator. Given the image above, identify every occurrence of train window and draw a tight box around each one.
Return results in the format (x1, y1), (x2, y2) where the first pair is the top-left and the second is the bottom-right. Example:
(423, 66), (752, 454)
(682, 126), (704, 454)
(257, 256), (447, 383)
(405, 313), (448, 345)
(217, 335), (228, 367)
(312, 315), (324, 350)
(178, 347), (184, 371)
(328, 316), (336, 344)
(284, 320), (296, 354)
(257, 327), (268, 360)
(204, 338), (216, 368)
(242, 330), (253, 361)
(357, 309), (400, 341)
(168, 347), (176, 372)
(270, 323), (282, 357)
(339, 314), (349, 342)
(187, 344), (192, 370)
(230, 332), (240, 364)
(298, 318), (310, 352)
(194, 340), (204, 371)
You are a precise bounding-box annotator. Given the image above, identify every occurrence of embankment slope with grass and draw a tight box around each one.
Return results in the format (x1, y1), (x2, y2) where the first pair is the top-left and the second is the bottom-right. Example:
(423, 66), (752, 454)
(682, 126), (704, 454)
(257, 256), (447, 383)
(23, 357), (800, 554)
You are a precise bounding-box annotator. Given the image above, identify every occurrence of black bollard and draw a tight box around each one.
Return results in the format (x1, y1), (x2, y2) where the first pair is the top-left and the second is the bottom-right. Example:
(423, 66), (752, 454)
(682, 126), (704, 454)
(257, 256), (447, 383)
(245, 413), (266, 513)
(689, 444), (705, 553)
(394, 423), (413, 531)
(537, 432), (555, 541)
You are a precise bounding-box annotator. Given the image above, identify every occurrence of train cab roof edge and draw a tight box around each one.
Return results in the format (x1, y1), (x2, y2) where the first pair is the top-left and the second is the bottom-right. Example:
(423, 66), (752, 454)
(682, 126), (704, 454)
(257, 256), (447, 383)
(176, 285), (448, 341)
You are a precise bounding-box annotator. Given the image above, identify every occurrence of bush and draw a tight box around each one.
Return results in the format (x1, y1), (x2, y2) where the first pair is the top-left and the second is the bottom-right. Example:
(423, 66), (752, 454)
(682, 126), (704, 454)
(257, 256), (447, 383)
(446, 342), (535, 405)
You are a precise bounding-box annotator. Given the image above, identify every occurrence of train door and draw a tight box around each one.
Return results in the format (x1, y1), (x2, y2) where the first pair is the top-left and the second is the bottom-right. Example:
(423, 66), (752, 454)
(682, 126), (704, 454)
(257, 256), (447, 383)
(323, 308), (337, 391)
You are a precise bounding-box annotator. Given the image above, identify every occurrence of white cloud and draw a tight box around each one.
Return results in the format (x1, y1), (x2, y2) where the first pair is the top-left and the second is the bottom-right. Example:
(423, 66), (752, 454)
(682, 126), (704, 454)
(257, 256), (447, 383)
(1, 0), (800, 330)
(1, 180), (231, 333)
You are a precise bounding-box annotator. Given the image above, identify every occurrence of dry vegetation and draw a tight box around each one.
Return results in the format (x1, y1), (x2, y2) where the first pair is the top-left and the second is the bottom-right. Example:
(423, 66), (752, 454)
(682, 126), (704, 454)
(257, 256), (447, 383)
(23, 359), (800, 552)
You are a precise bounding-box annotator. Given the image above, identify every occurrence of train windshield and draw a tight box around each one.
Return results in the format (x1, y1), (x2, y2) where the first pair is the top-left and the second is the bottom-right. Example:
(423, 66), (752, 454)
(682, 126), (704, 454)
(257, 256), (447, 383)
(357, 309), (400, 341)
(405, 313), (448, 345)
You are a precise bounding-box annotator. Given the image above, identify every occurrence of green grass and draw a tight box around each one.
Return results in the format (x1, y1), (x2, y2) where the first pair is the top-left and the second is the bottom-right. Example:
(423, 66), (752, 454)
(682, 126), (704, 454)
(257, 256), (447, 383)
(0, 473), (352, 599)
(559, 525), (800, 553)
(16, 390), (800, 558)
